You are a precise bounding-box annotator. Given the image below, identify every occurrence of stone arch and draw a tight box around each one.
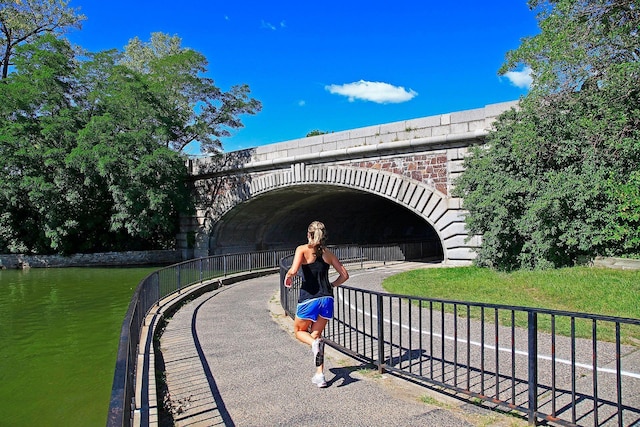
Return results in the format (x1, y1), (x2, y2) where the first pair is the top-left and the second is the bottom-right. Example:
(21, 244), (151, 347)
(196, 163), (476, 265)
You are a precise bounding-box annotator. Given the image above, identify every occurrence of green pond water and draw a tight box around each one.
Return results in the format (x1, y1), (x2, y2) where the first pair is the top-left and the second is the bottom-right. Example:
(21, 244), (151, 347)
(0, 266), (159, 427)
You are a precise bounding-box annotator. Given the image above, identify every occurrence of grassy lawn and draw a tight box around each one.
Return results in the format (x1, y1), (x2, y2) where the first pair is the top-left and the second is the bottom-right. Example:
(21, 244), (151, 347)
(382, 266), (640, 344)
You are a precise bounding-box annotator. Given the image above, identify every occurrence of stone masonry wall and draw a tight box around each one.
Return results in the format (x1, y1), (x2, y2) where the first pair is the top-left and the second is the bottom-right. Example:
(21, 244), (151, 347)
(241, 101), (518, 164)
(0, 250), (182, 269)
(349, 153), (448, 194)
(189, 101), (519, 200)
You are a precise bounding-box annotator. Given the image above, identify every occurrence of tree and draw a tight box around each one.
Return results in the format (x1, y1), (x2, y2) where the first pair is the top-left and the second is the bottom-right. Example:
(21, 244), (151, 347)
(0, 34), (85, 253)
(69, 50), (192, 249)
(0, 36), (187, 254)
(454, 0), (640, 270)
(120, 32), (262, 153)
(0, 0), (85, 79)
(499, 0), (639, 95)
(0, 31), (262, 254)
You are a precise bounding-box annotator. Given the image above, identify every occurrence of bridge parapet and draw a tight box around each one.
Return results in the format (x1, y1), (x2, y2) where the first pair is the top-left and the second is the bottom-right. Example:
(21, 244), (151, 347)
(189, 101), (517, 176)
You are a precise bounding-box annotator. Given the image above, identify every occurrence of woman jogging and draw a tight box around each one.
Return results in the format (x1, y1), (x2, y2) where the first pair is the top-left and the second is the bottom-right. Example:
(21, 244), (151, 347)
(284, 221), (349, 388)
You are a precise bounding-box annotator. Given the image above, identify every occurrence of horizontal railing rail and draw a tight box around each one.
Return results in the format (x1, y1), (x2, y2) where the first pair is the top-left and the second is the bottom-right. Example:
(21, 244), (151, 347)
(278, 263), (640, 427)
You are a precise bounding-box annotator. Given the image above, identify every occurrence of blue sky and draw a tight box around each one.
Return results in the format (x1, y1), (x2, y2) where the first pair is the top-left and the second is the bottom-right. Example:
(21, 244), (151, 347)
(66, 0), (539, 154)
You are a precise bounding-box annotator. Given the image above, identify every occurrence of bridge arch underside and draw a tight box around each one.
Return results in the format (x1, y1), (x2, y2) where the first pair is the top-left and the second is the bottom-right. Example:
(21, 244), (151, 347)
(208, 184), (444, 261)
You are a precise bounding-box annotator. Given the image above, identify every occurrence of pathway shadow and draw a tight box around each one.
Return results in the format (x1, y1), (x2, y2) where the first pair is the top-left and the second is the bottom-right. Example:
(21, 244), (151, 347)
(327, 363), (378, 388)
(191, 293), (236, 427)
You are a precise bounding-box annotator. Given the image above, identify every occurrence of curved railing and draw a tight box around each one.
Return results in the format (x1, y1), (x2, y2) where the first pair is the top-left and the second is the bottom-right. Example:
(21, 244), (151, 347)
(279, 259), (640, 427)
(106, 249), (292, 427)
(107, 241), (432, 427)
(111, 242), (640, 427)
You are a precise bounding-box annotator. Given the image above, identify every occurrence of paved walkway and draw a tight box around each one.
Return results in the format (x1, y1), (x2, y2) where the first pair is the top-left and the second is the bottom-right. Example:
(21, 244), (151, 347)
(158, 263), (526, 427)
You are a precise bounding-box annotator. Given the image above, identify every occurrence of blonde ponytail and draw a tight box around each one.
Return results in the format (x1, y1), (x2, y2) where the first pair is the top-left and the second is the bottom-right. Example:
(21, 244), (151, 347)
(307, 221), (327, 255)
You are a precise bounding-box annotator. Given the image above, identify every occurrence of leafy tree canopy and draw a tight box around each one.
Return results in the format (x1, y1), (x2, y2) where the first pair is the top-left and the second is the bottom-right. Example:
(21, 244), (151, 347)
(0, 0), (85, 79)
(454, 0), (640, 270)
(499, 0), (639, 94)
(0, 30), (261, 254)
(120, 32), (262, 153)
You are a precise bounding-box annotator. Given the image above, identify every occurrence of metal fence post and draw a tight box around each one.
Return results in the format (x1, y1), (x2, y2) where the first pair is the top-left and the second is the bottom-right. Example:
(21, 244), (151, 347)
(377, 293), (385, 374)
(528, 311), (538, 426)
(177, 265), (181, 293)
(155, 272), (160, 306)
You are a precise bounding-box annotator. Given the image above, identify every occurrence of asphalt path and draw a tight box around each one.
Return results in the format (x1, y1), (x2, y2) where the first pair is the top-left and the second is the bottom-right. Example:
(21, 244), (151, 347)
(159, 264), (526, 427)
(158, 263), (640, 427)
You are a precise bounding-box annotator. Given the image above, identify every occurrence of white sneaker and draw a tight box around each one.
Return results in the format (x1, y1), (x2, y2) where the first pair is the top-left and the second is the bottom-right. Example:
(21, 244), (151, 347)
(311, 338), (325, 367)
(312, 373), (327, 388)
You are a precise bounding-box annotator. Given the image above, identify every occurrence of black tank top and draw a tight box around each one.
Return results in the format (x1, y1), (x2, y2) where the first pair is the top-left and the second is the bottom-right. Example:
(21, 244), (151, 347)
(298, 257), (333, 303)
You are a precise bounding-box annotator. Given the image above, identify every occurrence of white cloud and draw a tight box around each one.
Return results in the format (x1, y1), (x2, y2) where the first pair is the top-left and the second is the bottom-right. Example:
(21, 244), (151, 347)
(325, 80), (418, 104)
(504, 67), (533, 89)
(261, 20), (276, 30)
(298, 100), (306, 107)
(260, 19), (286, 30)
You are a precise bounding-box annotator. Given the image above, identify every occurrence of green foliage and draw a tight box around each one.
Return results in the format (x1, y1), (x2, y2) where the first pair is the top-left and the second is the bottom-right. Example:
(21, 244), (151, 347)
(0, 34), (84, 253)
(306, 129), (328, 137)
(0, 0), (85, 79)
(500, 0), (640, 95)
(0, 31), (260, 254)
(120, 32), (262, 153)
(454, 0), (640, 270)
(611, 170), (640, 251)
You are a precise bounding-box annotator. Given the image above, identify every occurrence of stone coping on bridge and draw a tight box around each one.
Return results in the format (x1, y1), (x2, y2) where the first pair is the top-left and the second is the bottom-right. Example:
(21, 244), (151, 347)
(189, 100), (519, 174)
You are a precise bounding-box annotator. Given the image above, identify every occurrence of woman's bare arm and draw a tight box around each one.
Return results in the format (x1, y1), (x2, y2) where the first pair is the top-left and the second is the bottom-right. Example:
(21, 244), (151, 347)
(284, 245), (305, 286)
(324, 249), (349, 287)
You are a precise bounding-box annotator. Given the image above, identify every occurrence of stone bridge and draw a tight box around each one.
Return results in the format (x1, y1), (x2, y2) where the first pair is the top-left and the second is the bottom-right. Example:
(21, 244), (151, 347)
(181, 100), (517, 265)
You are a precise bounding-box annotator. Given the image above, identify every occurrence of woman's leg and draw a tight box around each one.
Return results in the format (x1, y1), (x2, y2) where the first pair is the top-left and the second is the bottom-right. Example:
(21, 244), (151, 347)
(309, 316), (328, 341)
(310, 317), (328, 374)
(293, 317), (314, 345)
(294, 316), (328, 374)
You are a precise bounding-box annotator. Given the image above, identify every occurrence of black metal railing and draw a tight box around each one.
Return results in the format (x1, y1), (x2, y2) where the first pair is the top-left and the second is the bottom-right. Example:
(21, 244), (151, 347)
(107, 249), (291, 427)
(278, 266), (640, 427)
(108, 241), (432, 427)
(278, 242), (432, 318)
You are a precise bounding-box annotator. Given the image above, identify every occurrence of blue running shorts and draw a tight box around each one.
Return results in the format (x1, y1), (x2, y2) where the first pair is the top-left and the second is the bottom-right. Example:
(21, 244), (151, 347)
(296, 296), (334, 321)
